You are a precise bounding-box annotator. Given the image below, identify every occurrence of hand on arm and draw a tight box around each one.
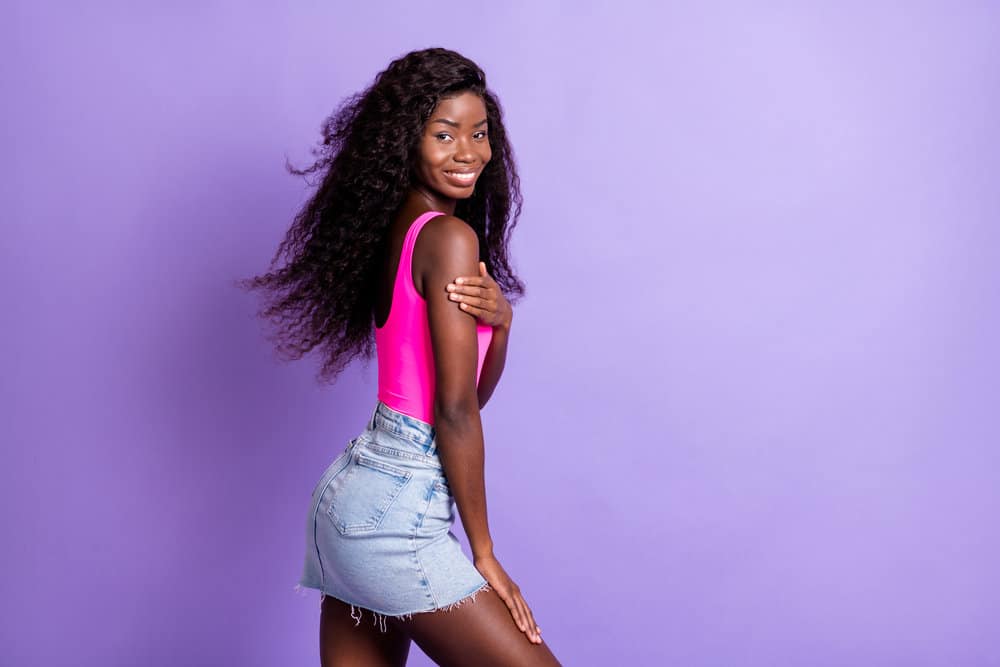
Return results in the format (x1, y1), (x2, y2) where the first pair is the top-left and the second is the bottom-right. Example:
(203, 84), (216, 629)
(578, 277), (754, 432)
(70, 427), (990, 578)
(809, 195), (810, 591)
(445, 261), (513, 409)
(445, 261), (513, 331)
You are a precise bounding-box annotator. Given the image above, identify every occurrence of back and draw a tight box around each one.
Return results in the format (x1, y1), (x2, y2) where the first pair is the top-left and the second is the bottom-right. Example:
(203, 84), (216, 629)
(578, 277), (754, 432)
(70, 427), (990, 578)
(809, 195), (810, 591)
(375, 211), (493, 425)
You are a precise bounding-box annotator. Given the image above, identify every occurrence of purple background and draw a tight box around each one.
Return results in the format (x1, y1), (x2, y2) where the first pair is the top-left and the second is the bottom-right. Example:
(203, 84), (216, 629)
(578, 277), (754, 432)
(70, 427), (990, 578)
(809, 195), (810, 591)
(4, 2), (998, 665)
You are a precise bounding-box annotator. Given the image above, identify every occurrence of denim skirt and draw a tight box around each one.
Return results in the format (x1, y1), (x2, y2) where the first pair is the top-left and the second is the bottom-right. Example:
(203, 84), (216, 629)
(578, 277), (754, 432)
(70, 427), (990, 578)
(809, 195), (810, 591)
(294, 400), (491, 631)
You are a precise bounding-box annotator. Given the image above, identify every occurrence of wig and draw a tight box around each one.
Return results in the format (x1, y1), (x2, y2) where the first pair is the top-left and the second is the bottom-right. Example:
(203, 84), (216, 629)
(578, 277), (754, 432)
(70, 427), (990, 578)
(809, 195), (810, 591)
(239, 47), (525, 383)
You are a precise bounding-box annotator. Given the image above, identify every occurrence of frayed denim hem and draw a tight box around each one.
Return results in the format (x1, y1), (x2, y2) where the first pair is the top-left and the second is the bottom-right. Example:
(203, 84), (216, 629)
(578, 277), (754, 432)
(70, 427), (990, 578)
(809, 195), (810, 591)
(293, 581), (493, 634)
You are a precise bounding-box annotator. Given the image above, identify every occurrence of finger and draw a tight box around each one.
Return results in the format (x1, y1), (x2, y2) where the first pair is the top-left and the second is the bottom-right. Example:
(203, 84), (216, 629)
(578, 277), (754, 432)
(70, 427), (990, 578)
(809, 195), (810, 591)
(478, 261), (496, 283)
(448, 283), (489, 300)
(515, 594), (539, 642)
(450, 277), (487, 292)
(447, 281), (490, 301)
(450, 296), (494, 318)
(502, 592), (526, 631)
(448, 293), (490, 310)
(457, 302), (489, 320)
(456, 269), (495, 287)
(514, 595), (531, 635)
(507, 590), (528, 633)
(522, 598), (541, 640)
(452, 276), (485, 287)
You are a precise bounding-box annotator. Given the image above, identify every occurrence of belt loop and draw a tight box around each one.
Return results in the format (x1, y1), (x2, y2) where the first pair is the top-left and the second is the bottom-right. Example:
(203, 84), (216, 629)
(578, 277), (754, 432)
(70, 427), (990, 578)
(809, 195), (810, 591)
(426, 428), (437, 458)
(368, 401), (380, 431)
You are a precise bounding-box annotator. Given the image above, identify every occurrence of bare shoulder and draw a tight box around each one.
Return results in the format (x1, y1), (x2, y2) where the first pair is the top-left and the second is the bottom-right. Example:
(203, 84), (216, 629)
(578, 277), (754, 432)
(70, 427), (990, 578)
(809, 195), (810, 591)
(412, 214), (481, 298)
(417, 213), (479, 260)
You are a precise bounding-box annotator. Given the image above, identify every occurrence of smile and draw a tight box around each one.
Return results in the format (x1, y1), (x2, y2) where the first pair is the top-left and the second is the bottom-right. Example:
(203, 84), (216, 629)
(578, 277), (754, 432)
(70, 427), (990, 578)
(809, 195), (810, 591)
(444, 170), (477, 185)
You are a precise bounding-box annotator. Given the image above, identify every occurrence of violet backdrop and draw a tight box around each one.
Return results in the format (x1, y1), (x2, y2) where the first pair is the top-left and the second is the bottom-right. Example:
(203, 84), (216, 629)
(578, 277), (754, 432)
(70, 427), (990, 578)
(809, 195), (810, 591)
(3, 1), (998, 665)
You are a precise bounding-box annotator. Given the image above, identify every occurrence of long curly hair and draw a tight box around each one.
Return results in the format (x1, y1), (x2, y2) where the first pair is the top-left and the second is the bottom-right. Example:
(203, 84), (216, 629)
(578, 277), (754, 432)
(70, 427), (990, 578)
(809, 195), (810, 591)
(238, 47), (525, 384)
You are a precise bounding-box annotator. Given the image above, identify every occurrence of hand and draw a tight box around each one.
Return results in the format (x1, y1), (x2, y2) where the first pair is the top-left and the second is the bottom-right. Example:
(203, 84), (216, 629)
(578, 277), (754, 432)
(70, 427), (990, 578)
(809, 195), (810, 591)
(474, 553), (542, 644)
(446, 262), (513, 331)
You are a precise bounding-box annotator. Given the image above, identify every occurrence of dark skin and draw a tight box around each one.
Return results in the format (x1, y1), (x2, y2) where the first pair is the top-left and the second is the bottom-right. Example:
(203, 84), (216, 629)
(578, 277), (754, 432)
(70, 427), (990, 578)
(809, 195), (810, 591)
(319, 92), (559, 666)
(449, 260), (512, 410)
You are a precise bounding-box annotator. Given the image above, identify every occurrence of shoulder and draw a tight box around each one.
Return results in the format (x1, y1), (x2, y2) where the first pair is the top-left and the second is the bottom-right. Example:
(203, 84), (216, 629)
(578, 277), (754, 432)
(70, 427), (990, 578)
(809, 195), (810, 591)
(416, 214), (479, 258)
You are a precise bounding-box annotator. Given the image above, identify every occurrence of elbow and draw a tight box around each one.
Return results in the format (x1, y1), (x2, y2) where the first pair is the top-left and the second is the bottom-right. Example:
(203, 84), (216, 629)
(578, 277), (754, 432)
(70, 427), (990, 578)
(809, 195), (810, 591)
(433, 395), (479, 429)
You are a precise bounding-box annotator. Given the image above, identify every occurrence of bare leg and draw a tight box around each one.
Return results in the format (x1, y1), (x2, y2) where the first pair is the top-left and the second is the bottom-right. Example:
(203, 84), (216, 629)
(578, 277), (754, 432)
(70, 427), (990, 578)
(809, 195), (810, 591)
(390, 587), (561, 667)
(319, 595), (412, 667)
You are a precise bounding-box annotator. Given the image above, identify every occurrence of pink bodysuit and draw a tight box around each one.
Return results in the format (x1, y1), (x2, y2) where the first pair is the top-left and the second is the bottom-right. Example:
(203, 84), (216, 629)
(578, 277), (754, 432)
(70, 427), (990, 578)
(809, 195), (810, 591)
(375, 210), (493, 425)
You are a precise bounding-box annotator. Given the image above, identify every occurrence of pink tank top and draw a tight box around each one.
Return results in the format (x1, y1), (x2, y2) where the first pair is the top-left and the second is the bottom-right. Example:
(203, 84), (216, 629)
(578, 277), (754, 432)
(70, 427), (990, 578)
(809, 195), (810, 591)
(375, 211), (493, 425)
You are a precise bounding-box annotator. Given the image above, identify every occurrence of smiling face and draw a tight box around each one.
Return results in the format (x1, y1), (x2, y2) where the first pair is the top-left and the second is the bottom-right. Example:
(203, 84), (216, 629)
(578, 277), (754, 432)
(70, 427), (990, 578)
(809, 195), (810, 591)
(413, 91), (492, 201)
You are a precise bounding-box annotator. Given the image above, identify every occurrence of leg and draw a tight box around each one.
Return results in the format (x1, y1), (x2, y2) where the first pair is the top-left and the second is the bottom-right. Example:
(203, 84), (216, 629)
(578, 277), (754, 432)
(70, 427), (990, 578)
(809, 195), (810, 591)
(390, 587), (562, 667)
(319, 595), (412, 667)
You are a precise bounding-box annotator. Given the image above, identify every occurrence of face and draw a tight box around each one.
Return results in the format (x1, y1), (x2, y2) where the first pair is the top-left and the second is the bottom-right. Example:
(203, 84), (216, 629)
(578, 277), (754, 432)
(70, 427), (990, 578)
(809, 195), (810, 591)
(414, 91), (492, 200)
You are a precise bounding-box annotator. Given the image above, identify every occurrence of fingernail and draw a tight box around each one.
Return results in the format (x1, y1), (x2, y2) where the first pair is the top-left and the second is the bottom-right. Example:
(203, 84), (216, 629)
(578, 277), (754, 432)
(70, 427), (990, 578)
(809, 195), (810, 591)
(446, 284), (454, 291)
(456, 278), (463, 284)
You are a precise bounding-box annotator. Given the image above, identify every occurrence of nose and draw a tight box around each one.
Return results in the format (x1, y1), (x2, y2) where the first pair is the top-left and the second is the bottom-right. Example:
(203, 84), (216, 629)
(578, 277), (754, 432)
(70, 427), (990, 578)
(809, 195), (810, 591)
(453, 137), (476, 163)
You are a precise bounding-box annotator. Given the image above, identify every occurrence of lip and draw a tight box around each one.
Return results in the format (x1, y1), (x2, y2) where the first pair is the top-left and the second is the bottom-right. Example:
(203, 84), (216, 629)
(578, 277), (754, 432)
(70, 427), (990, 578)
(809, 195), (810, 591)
(443, 168), (479, 188)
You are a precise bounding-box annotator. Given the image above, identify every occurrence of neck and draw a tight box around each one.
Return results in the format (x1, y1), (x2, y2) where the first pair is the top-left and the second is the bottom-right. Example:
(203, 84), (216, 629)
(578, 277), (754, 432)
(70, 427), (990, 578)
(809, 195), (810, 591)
(405, 185), (456, 216)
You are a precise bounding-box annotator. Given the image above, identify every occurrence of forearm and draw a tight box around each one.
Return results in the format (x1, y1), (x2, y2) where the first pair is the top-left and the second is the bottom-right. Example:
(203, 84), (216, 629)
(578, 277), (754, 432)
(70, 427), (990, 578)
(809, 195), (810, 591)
(432, 407), (494, 559)
(476, 322), (510, 409)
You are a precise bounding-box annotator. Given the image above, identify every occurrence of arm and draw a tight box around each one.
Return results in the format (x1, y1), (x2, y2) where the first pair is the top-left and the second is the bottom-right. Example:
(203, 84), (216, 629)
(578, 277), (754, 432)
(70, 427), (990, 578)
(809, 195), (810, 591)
(419, 215), (494, 559)
(444, 261), (514, 410)
(476, 322), (509, 410)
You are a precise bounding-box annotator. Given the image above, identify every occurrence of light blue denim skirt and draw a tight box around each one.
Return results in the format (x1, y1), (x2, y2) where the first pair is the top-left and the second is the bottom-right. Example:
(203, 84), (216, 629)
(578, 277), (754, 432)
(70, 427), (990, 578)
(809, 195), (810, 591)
(294, 400), (491, 631)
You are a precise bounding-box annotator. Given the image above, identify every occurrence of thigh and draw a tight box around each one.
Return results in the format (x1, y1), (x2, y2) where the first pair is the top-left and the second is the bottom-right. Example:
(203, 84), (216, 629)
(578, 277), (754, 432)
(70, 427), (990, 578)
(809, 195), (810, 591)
(390, 587), (561, 667)
(320, 595), (411, 667)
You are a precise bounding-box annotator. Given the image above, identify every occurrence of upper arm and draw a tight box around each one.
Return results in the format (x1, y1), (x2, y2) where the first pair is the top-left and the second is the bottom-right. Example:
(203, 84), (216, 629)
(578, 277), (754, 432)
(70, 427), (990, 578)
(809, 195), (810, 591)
(415, 215), (482, 419)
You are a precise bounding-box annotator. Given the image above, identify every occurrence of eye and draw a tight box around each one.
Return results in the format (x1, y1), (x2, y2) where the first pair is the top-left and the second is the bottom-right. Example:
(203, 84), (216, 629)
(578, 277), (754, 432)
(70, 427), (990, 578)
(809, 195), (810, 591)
(474, 130), (488, 140)
(435, 133), (453, 142)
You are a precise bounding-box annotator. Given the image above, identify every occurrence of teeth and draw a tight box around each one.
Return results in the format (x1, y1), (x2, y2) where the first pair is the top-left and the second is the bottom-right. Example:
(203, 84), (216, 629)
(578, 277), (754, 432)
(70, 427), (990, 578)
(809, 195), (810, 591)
(447, 171), (476, 181)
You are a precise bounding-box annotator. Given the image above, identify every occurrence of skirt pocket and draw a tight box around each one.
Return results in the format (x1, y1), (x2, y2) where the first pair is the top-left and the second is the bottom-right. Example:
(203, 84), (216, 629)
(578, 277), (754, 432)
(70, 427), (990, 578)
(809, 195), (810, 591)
(328, 450), (412, 536)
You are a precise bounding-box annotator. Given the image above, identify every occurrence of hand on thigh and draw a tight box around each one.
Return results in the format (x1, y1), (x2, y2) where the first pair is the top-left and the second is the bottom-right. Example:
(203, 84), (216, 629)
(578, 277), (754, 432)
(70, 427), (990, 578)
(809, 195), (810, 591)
(391, 587), (561, 667)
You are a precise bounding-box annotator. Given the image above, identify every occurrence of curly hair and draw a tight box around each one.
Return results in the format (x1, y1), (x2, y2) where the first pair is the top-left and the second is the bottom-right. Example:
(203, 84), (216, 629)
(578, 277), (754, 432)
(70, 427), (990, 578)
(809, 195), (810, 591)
(238, 47), (525, 384)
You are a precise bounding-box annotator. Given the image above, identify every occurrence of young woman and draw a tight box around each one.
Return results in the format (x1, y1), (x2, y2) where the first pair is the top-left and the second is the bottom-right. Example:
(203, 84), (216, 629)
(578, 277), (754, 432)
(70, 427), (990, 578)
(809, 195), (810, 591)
(242, 48), (561, 666)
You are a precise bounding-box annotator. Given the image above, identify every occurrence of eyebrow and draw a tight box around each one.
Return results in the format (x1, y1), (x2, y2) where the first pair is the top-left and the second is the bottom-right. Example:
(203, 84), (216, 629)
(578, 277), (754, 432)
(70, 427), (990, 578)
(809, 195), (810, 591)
(430, 118), (488, 128)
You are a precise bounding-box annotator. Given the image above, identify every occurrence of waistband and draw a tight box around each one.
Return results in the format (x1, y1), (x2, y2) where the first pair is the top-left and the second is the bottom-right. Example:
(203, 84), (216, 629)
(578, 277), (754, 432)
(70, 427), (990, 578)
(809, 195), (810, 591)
(366, 400), (438, 456)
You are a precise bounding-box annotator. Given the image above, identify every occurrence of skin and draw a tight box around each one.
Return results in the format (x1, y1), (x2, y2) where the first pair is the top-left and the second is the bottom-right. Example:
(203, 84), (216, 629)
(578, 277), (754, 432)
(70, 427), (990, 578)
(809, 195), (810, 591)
(321, 91), (560, 666)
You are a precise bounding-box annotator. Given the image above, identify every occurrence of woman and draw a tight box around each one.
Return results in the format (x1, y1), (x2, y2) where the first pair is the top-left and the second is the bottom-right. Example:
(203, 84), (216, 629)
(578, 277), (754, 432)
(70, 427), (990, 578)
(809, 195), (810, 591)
(241, 48), (561, 666)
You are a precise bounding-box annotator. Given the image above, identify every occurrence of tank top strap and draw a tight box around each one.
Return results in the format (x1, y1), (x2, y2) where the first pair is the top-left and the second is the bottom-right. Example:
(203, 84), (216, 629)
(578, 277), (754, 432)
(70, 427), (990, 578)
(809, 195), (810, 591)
(399, 210), (445, 293)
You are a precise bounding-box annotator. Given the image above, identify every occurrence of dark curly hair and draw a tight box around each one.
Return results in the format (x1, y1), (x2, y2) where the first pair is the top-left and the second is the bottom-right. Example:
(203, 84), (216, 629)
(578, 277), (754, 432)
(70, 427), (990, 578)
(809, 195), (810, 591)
(238, 47), (525, 384)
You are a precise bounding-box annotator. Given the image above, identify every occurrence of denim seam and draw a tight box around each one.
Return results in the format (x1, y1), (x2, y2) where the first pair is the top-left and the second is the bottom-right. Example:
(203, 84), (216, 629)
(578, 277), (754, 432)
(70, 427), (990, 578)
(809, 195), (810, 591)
(356, 451), (412, 478)
(412, 488), (438, 608)
(375, 403), (435, 430)
(310, 452), (355, 588)
(309, 500), (326, 591)
(373, 419), (413, 437)
(373, 423), (431, 449)
(372, 415), (434, 447)
(364, 442), (442, 469)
